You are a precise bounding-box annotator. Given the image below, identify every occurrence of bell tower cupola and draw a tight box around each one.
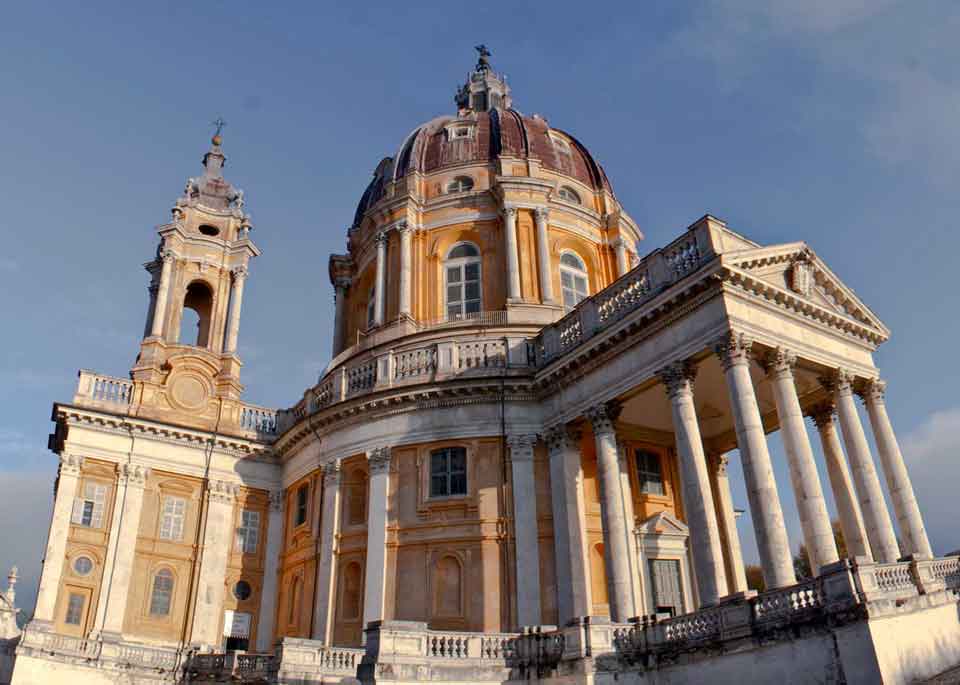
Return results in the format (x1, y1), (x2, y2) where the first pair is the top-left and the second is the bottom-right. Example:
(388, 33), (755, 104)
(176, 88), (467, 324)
(131, 123), (262, 431)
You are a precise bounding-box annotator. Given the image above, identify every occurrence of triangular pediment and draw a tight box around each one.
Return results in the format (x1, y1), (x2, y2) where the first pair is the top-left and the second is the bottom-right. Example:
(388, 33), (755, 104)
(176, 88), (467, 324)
(721, 243), (889, 340)
(638, 510), (688, 536)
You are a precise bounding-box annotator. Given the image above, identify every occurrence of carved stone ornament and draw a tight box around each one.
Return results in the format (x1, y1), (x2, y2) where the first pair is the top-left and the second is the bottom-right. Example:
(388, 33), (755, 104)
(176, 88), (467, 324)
(585, 401), (622, 435)
(118, 463), (150, 488)
(544, 424), (580, 453)
(506, 434), (537, 461)
(323, 460), (343, 488)
(789, 254), (814, 297)
(714, 331), (755, 371)
(858, 378), (886, 405)
(59, 453), (84, 476)
(367, 446), (392, 474)
(208, 479), (239, 504)
(268, 489), (284, 512)
(231, 265), (249, 281)
(715, 453), (730, 476)
(375, 231), (389, 247)
(658, 360), (697, 399)
(820, 368), (855, 396)
(763, 347), (797, 378)
(534, 206), (550, 222)
(806, 401), (837, 428)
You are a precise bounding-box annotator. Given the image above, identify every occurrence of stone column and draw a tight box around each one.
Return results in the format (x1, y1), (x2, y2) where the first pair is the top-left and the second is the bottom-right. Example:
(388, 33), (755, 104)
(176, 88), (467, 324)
(150, 249), (175, 339)
(192, 480), (238, 648)
(95, 463), (150, 637)
(659, 361), (728, 605)
(373, 231), (387, 327)
(332, 277), (350, 356)
(256, 490), (284, 652)
(508, 435), (541, 627)
(33, 454), (84, 625)
(861, 379), (933, 559)
(312, 462), (342, 643)
(613, 238), (630, 277)
(398, 223), (413, 318)
(710, 454), (748, 593)
(503, 207), (522, 302)
(363, 447), (391, 633)
(807, 403), (870, 559)
(587, 402), (635, 622)
(545, 425), (592, 625)
(765, 349), (838, 575)
(829, 371), (900, 563)
(715, 332), (795, 589)
(143, 283), (158, 339)
(224, 265), (248, 354)
(534, 208), (556, 304)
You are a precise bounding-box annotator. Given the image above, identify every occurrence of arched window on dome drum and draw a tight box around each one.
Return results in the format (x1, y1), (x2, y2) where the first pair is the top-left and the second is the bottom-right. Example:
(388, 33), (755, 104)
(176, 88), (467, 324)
(558, 186), (581, 204)
(446, 176), (474, 194)
(560, 251), (589, 311)
(149, 568), (174, 616)
(444, 242), (481, 321)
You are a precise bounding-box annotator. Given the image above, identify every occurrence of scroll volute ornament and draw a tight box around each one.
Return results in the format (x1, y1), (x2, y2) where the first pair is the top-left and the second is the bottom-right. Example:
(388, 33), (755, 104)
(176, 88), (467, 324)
(789, 253), (814, 297)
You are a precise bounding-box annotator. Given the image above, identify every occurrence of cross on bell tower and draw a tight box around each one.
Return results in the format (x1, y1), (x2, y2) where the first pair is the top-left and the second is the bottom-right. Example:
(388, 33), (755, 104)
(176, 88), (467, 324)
(130, 127), (261, 430)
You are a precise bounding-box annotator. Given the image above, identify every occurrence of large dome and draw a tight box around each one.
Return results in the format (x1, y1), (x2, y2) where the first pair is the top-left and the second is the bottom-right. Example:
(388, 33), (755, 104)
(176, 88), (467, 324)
(353, 60), (614, 227)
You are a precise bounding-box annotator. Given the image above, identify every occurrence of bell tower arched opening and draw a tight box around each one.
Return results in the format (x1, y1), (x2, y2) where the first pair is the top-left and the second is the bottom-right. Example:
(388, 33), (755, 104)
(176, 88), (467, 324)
(179, 281), (214, 348)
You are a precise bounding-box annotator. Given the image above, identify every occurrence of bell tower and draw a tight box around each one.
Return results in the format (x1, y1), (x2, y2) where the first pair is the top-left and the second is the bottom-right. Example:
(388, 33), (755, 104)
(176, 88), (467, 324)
(130, 125), (261, 431)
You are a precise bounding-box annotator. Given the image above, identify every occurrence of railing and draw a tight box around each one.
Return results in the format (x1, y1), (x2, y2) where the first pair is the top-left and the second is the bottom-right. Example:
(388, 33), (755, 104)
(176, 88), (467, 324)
(395, 346), (437, 380)
(239, 404), (278, 435)
(536, 225), (713, 366)
(274, 639), (364, 675)
(74, 370), (133, 407)
(753, 578), (824, 624)
(317, 645), (363, 672)
(417, 309), (508, 330)
(872, 561), (916, 596)
(347, 358), (377, 396)
(661, 605), (722, 644)
(458, 340), (506, 369)
(930, 556), (960, 590)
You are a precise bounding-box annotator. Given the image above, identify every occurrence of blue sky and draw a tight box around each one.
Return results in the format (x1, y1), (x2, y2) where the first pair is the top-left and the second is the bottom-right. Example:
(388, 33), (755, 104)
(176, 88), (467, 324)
(2, 2), (959, 612)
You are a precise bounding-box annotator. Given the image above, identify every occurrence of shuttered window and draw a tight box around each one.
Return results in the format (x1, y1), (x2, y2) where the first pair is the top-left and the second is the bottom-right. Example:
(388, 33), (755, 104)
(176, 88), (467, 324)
(71, 483), (107, 528)
(236, 510), (260, 554)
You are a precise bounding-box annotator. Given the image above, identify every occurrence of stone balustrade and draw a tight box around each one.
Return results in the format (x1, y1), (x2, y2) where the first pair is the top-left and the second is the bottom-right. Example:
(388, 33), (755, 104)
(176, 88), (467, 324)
(73, 369), (133, 407)
(274, 638), (364, 677)
(238, 403), (279, 436)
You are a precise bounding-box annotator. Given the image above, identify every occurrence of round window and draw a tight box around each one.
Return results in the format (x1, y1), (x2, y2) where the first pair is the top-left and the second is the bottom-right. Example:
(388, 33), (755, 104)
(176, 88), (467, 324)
(73, 556), (93, 576)
(198, 224), (220, 237)
(233, 580), (252, 601)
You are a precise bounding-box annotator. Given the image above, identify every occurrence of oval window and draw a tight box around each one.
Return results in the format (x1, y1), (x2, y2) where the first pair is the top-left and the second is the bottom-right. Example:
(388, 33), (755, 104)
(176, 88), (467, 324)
(73, 556), (93, 576)
(198, 224), (220, 237)
(234, 580), (252, 601)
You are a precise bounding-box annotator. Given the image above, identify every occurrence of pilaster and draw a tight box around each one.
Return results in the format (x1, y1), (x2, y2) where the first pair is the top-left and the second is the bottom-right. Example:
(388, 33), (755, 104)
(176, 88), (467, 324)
(256, 489), (285, 651)
(313, 462), (342, 643)
(363, 447), (392, 635)
(507, 434), (541, 627)
(192, 479), (239, 648)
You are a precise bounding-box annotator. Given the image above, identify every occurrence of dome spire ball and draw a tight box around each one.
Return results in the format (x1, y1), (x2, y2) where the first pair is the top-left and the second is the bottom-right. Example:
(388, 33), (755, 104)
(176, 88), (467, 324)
(211, 115), (227, 146)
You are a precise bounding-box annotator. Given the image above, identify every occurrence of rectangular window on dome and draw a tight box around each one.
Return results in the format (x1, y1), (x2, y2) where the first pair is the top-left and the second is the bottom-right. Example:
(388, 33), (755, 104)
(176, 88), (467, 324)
(445, 261), (481, 320)
(430, 447), (468, 498)
(636, 449), (665, 496)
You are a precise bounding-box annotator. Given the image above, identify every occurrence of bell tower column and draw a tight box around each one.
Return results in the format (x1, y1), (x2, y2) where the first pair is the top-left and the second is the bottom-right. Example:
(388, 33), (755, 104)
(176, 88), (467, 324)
(149, 248), (175, 339)
(224, 266), (248, 354)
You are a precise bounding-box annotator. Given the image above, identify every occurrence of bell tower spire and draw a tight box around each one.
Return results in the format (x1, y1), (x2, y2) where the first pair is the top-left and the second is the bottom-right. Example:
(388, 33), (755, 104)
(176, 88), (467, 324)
(130, 126), (261, 431)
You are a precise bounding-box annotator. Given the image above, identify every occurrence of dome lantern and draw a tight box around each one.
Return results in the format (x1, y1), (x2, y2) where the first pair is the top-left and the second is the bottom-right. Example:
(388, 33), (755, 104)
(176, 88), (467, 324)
(455, 45), (511, 113)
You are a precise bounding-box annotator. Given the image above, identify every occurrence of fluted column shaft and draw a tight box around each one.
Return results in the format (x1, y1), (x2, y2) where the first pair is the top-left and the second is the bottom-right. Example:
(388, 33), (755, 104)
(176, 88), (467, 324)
(363, 447), (391, 633)
(503, 207), (522, 301)
(95, 464), (150, 636)
(808, 404), (870, 559)
(373, 232), (387, 327)
(150, 249), (174, 338)
(546, 425), (591, 625)
(312, 463), (342, 642)
(398, 224), (413, 318)
(587, 402), (635, 621)
(659, 362), (727, 605)
(715, 332), (795, 589)
(831, 372), (900, 563)
(861, 380), (933, 559)
(332, 279), (349, 356)
(534, 208), (555, 304)
(256, 491), (285, 651)
(765, 350), (838, 575)
(34, 455), (84, 624)
(224, 266), (247, 354)
(508, 435), (541, 627)
(614, 238), (630, 277)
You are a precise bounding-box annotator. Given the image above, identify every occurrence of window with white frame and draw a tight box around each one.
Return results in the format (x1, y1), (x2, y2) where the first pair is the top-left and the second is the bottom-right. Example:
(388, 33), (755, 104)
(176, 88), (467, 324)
(159, 496), (186, 541)
(71, 482), (107, 529)
(558, 186), (581, 204)
(149, 569), (174, 616)
(444, 242), (481, 320)
(446, 176), (474, 193)
(429, 447), (467, 498)
(236, 509), (260, 554)
(635, 449), (665, 496)
(560, 252), (589, 310)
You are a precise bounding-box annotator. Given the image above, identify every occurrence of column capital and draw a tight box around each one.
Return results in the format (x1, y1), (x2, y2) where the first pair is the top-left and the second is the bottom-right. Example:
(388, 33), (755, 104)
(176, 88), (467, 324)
(367, 446), (392, 474)
(658, 360), (697, 399)
(534, 206), (550, 221)
(231, 265), (249, 281)
(762, 346), (797, 378)
(502, 206), (518, 219)
(586, 401), (622, 435)
(396, 220), (414, 235)
(208, 479), (240, 505)
(506, 434), (537, 461)
(160, 248), (176, 264)
(714, 453), (730, 476)
(820, 368), (856, 396)
(59, 453), (84, 477)
(375, 230), (389, 246)
(611, 236), (627, 249)
(806, 401), (837, 428)
(323, 460), (342, 487)
(714, 331), (755, 371)
(333, 276), (351, 291)
(268, 489), (284, 512)
(857, 378), (886, 405)
(117, 463), (150, 489)
(544, 423), (581, 453)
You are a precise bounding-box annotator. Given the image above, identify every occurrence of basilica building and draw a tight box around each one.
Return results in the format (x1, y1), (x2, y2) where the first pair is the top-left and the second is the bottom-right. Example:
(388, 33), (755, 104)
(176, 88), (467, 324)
(10, 51), (960, 684)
